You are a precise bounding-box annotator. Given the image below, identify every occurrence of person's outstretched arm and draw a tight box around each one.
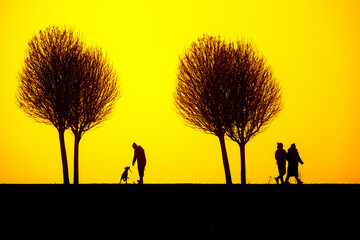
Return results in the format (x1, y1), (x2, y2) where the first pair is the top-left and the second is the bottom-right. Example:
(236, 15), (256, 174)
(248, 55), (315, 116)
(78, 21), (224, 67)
(132, 150), (137, 166)
(298, 153), (304, 165)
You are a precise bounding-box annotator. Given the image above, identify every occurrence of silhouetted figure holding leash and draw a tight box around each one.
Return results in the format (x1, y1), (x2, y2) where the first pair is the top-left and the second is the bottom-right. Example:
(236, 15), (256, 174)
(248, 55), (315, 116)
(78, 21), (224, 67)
(120, 166), (131, 184)
(275, 142), (286, 184)
(132, 142), (146, 184)
(285, 143), (304, 184)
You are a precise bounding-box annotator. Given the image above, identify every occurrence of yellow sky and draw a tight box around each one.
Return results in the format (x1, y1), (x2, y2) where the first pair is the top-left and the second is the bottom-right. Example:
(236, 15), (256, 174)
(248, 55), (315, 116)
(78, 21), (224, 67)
(1, 0), (360, 183)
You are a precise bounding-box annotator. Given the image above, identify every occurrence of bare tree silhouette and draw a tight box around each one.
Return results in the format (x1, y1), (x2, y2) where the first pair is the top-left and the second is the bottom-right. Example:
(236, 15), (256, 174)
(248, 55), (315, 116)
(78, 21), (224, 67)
(70, 46), (119, 184)
(174, 35), (235, 184)
(16, 26), (85, 184)
(226, 40), (283, 184)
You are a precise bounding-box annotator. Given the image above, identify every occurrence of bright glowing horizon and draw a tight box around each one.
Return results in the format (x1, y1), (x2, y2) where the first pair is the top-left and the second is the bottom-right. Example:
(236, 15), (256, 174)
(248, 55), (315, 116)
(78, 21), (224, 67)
(1, 0), (360, 183)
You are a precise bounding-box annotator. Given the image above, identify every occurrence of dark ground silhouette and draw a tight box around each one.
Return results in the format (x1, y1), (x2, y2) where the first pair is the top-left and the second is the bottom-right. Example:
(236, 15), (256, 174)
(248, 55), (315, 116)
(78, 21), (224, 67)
(1, 184), (358, 237)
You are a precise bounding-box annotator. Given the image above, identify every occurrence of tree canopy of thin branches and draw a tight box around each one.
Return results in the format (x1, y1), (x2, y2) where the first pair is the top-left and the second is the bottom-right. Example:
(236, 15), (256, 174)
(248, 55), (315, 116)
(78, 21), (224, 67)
(17, 26), (119, 184)
(227, 40), (283, 184)
(174, 35), (282, 184)
(174, 35), (235, 184)
(70, 46), (119, 184)
(17, 26), (85, 184)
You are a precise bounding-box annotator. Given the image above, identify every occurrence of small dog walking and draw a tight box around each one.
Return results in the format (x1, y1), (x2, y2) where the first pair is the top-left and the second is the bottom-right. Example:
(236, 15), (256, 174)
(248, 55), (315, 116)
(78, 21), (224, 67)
(120, 166), (131, 184)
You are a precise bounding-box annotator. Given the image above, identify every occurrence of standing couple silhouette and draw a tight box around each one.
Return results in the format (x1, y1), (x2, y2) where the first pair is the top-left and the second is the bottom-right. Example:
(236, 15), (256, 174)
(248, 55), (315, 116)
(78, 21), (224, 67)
(275, 143), (304, 184)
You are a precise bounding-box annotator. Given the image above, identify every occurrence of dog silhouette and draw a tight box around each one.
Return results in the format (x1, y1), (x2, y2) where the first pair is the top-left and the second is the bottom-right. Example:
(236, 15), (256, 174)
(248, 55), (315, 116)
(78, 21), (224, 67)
(120, 166), (131, 184)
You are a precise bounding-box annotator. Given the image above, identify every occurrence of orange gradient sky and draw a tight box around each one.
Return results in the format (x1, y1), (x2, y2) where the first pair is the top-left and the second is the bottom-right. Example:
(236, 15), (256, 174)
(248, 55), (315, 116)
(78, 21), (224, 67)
(1, 0), (360, 183)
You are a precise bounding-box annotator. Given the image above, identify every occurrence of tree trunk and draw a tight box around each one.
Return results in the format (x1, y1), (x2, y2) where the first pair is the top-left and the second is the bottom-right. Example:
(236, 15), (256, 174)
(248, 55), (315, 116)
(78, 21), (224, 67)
(58, 128), (70, 184)
(218, 135), (232, 184)
(239, 142), (246, 184)
(73, 133), (81, 185)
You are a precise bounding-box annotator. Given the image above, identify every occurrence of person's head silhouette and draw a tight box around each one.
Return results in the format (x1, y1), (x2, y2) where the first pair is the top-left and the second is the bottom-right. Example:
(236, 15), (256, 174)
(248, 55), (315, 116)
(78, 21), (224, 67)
(132, 142), (137, 149)
(277, 142), (283, 149)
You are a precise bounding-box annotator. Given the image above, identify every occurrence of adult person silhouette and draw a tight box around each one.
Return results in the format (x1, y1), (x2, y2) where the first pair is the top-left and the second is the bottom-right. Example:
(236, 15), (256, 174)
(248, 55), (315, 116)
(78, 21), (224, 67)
(285, 143), (304, 184)
(275, 142), (287, 184)
(132, 142), (146, 184)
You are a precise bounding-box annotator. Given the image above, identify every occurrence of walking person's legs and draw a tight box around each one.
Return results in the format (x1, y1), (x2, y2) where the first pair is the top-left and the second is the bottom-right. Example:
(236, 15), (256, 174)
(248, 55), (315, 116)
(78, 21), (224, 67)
(138, 164), (145, 184)
(275, 165), (285, 184)
(284, 174), (290, 184)
(275, 175), (280, 184)
(279, 174), (284, 184)
(295, 176), (303, 184)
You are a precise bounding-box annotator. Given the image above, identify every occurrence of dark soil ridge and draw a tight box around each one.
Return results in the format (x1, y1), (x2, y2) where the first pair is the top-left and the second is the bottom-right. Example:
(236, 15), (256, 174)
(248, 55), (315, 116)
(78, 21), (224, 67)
(1, 184), (358, 236)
